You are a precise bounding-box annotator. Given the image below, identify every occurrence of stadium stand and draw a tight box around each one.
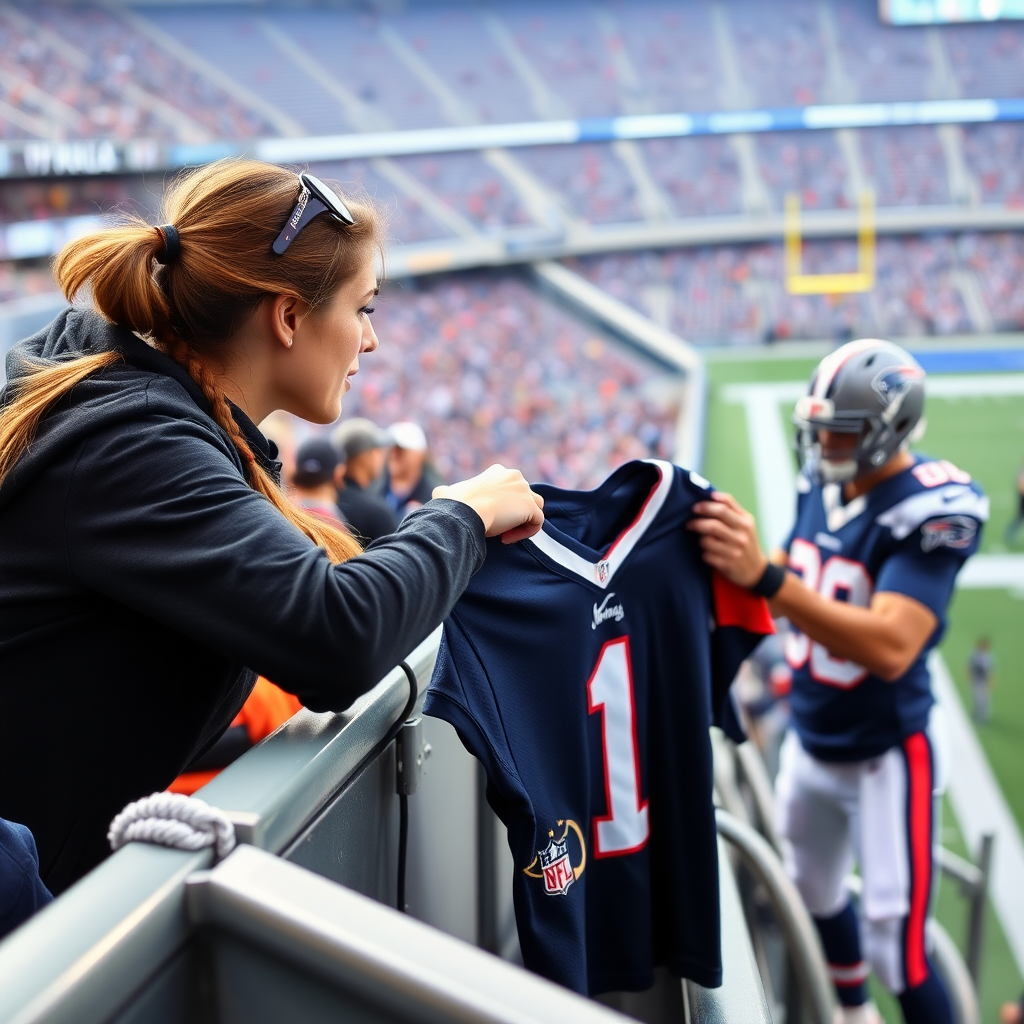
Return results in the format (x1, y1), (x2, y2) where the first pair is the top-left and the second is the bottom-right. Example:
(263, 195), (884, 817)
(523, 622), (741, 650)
(515, 143), (641, 224)
(568, 232), (1024, 343)
(0, 0), (1020, 231)
(338, 273), (680, 488)
(832, 1), (935, 102)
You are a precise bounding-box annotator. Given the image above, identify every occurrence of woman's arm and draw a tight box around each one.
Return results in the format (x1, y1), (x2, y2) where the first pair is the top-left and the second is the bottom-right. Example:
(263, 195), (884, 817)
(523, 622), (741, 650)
(64, 414), (540, 710)
(687, 492), (937, 682)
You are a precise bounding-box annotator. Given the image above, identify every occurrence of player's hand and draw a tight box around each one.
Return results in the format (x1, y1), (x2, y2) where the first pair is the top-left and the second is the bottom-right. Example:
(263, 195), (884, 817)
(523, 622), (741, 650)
(687, 491), (768, 588)
(434, 465), (545, 544)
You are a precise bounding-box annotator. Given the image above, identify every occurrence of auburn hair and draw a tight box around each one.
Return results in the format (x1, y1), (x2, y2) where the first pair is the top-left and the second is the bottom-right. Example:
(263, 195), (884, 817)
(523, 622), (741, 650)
(1, 158), (385, 563)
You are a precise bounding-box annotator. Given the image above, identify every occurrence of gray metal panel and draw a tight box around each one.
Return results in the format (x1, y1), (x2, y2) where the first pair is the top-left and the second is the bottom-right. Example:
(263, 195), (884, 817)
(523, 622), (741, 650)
(684, 839), (773, 1024)
(187, 844), (635, 1024)
(194, 629), (440, 853)
(405, 714), (480, 943)
(109, 945), (203, 1024)
(209, 933), (402, 1024)
(285, 740), (400, 903)
(0, 844), (209, 1024)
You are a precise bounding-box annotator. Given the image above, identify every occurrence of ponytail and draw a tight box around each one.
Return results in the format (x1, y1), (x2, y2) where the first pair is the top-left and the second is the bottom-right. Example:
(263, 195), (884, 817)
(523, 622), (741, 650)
(0, 159), (382, 565)
(0, 350), (120, 485)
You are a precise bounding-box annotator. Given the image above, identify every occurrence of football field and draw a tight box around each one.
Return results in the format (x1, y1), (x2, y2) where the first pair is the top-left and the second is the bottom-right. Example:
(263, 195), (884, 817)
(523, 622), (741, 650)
(700, 342), (1024, 1023)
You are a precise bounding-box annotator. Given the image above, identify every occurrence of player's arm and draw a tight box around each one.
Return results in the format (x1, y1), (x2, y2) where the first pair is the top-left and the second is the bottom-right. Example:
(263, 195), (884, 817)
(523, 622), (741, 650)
(688, 492), (937, 682)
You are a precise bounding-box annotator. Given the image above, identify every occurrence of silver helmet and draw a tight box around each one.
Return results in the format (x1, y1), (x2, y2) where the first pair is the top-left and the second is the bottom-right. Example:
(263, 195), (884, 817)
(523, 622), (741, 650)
(794, 339), (925, 485)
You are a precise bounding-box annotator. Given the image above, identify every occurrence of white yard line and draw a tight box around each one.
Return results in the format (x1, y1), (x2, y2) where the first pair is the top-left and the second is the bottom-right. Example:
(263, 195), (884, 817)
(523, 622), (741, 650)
(931, 652), (1024, 974)
(721, 374), (1024, 973)
(958, 554), (1024, 590)
(721, 382), (802, 550)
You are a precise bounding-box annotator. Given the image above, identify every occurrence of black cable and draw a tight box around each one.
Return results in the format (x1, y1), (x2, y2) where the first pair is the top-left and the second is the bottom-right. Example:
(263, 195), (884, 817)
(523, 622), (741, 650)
(397, 791), (409, 913)
(395, 660), (419, 915)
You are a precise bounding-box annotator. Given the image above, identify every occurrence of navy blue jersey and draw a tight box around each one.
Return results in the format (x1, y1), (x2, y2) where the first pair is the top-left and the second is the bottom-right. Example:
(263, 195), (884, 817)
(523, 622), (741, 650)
(784, 454), (987, 762)
(424, 460), (773, 996)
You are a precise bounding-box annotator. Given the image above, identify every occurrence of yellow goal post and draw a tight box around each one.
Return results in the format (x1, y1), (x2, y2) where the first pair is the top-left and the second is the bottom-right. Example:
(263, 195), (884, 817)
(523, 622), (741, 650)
(784, 191), (875, 295)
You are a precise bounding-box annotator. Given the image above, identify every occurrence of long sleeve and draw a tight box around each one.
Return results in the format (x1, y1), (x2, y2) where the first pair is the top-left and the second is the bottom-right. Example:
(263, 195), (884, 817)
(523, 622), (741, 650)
(64, 408), (486, 711)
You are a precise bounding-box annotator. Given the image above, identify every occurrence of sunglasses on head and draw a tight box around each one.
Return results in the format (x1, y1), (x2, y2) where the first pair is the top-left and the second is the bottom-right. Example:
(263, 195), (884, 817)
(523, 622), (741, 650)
(272, 172), (355, 255)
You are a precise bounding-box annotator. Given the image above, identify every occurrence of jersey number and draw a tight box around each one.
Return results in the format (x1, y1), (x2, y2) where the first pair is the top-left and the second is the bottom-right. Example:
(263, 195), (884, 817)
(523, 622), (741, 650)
(587, 637), (649, 857)
(784, 539), (873, 688)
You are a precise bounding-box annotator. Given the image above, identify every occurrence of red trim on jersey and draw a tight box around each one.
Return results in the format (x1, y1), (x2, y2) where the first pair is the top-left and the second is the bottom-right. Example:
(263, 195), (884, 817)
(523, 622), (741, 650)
(712, 572), (776, 635)
(904, 731), (933, 988)
(586, 636), (649, 859)
(604, 464), (663, 559)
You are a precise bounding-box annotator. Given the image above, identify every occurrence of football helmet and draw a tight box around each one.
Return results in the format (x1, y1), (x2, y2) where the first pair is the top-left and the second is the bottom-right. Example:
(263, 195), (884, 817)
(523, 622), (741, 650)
(794, 338), (925, 485)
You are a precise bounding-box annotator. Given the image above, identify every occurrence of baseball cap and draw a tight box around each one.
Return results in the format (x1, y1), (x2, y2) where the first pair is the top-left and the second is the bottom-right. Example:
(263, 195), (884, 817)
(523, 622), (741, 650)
(292, 437), (339, 487)
(331, 418), (393, 461)
(388, 421), (428, 452)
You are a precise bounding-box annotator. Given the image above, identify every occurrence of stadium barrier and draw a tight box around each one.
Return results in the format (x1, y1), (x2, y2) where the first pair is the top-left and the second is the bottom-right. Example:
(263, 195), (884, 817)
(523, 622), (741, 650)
(0, 630), (772, 1024)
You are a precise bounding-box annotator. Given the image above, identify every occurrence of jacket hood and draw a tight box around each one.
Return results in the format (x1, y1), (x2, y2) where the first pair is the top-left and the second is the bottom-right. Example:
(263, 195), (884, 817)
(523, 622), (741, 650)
(0, 307), (280, 511)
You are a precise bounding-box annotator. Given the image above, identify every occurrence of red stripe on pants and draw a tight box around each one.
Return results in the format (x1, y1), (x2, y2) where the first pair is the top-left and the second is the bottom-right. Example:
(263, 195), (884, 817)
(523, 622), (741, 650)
(904, 732), (932, 988)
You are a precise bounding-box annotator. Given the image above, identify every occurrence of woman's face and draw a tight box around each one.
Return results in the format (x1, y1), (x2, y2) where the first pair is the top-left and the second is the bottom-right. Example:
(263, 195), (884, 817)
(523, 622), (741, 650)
(282, 264), (379, 423)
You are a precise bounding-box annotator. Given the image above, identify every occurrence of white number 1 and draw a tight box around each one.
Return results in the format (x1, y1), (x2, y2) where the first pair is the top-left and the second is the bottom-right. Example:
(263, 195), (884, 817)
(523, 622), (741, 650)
(587, 637), (649, 857)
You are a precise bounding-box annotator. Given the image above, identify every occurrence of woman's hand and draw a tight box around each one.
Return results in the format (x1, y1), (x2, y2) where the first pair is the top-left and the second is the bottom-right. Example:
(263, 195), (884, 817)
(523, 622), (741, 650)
(434, 465), (545, 544)
(686, 491), (768, 587)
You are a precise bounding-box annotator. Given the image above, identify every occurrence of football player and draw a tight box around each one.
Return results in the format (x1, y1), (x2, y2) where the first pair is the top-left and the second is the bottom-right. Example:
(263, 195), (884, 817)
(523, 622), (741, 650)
(688, 339), (988, 1024)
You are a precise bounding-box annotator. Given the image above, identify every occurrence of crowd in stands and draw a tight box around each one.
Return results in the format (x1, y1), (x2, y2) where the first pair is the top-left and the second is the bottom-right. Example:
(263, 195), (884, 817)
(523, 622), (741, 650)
(0, 3), (268, 143)
(572, 231), (1024, 343)
(321, 273), (679, 490)
(0, 1), (1019, 231)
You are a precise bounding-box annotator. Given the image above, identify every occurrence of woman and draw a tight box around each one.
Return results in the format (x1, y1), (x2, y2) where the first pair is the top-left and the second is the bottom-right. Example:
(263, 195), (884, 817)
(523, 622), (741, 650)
(0, 160), (543, 894)
(689, 339), (987, 1024)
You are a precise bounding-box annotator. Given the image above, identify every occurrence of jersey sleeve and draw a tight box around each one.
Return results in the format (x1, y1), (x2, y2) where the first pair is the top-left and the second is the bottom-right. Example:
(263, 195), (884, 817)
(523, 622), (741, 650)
(874, 478), (987, 618)
(875, 527), (973, 619)
(710, 573), (776, 742)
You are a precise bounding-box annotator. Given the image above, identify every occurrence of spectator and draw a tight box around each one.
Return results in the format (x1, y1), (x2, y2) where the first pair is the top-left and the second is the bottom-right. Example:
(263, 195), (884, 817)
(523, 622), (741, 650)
(0, 159), (543, 893)
(332, 417), (398, 543)
(1002, 993), (1024, 1024)
(384, 421), (445, 520)
(289, 437), (346, 527)
(968, 637), (995, 724)
(1004, 462), (1024, 545)
(169, 676), (302, 795)
(0, 817), (52, 940)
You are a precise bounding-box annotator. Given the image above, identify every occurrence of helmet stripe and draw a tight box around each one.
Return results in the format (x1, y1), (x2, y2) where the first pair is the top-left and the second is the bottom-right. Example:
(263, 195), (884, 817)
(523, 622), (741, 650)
(812, 338), (885, 400)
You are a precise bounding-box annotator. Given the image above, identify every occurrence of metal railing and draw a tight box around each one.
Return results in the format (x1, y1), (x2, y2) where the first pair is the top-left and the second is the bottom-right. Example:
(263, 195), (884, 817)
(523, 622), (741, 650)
(0, 629), (772, 1024)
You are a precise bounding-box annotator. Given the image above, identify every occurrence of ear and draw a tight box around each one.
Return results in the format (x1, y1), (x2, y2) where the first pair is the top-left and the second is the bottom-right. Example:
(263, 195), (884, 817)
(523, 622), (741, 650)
(333, 464), (346, 489)
(268, 293), (307, 350)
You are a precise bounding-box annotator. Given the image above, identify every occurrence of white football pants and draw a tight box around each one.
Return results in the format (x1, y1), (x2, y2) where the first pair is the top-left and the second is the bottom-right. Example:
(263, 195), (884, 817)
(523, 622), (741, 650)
(775, 721), (946, 995)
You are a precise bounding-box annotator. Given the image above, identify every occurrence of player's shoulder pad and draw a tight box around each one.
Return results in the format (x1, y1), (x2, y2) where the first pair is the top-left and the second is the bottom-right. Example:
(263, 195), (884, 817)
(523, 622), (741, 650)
(875, 459), (989, 549)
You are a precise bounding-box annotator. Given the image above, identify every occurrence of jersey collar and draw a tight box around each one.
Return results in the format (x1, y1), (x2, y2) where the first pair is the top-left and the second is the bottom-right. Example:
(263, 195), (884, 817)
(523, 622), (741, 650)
(526, 460), (674, 589)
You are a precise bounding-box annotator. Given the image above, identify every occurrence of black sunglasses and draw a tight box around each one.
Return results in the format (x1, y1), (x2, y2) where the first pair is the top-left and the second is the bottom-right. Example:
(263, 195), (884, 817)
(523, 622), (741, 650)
(272, 172), (355, 255)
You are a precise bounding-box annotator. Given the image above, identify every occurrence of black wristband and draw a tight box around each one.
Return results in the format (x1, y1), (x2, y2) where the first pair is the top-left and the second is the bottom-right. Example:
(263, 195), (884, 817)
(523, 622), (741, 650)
(750, 562), (786, 599)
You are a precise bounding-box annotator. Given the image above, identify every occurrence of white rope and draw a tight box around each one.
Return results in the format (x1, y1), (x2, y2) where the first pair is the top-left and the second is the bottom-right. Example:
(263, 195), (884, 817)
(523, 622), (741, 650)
(108, 792), (236, 861)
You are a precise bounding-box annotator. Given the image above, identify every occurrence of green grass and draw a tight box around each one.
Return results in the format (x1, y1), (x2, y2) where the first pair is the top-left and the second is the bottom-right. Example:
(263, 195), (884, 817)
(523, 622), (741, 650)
(703, 356), (1024, 1022)
(942, 589), (1024, 833)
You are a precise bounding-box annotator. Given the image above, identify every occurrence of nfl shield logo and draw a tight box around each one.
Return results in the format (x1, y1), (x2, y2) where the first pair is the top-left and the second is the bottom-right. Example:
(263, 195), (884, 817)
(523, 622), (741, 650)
(596, 560), (611, 585)
(537, 834), (575, 896)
